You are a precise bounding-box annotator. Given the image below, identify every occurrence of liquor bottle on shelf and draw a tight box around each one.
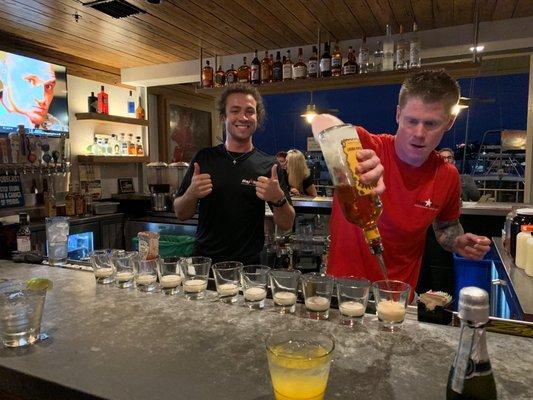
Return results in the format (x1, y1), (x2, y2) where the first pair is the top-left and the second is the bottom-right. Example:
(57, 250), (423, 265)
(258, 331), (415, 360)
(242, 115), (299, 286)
(331, 42), (342, 77)
(214, 65), (225, 87)
(87, 136), (99, 155)
(120, 133), (128, 156)
(135, 97), (145, 119)
(128, 134), (137, 156)
(272, 51), (283, 82)
(260, 50), (272, 84)
(97, 85), (109, 114)
(110, 134), (119, 155)
(343, 46), (357, 75)
(319, 42), (332, 78)
(373, 41), (383, 72)
(250, 49), (261, 85)
(65, 185), (76, 217)
(103, 138), (111, 155)
(16, 213), (31, 253)
(358, 36), (370, 74)
(44, 181), (57, 218)
(202, 60), (214, 88)
(225, 64), (237, 85)
(395, 25), (409, 70)
(127, 91), (135, 115)
(74, 184), (85, 217)
(308, 46), (318, 78)
(292, 48), (307, 79)
(88, 92), (98, 113)
(409, 22), (421, 68)
(136, 136), (144, 156)
(83, 188), (93, 216)
(237, 57), (250, 83)
(382, 25), (394, 71)
(282, 50), (293, 81)
(446, 287), (497, 400)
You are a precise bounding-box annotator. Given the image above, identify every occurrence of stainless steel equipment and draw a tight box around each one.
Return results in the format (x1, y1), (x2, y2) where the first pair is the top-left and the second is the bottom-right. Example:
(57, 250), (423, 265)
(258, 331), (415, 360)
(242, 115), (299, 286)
(146, 162), (170, 194)
(168, 162), (189, 194)
(151, 193), (168, 212)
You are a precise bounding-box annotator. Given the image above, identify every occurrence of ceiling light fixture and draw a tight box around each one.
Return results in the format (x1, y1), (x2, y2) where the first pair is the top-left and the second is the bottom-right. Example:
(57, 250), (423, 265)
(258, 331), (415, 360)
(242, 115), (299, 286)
(469, 45), (484, 52)
(300, 92), (338, 124)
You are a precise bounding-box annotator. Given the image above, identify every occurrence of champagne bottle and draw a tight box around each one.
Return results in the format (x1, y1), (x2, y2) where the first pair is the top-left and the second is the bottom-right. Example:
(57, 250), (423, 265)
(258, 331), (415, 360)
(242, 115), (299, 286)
(447, 287), (497, 400)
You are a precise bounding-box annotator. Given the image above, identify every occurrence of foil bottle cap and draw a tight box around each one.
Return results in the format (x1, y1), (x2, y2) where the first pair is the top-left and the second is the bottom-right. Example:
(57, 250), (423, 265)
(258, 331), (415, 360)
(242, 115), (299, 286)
(458, 286), (489, 324)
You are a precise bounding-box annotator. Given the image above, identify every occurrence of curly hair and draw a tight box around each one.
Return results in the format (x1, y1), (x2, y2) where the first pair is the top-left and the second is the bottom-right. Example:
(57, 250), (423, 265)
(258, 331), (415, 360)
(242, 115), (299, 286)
(216, 83), (266, 127)
(398, 69), (460, 115)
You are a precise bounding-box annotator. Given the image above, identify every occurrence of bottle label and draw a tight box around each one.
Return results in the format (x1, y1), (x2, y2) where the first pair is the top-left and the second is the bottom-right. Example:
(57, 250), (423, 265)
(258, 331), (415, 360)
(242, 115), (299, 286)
(251, 66), (260, 81)
(272, 66), (282, 81)
(226, 73), (236, 84)
(282, 64), (292, 79)
(343, 65), (357, 75)
(127, 101), (135, 114)
(308, 60), (318, 75)
(17, 236), (31, 252)
(293, 65), (307, 79)
(331, 58), (342, 69)
(319, 58), (331, 73)
(358, 50), (369, 66)
(341, 138), (376, 196)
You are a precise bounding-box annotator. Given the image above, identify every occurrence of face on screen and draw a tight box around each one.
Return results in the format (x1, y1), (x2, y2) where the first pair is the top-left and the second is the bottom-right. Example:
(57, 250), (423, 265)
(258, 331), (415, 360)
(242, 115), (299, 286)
(2, 54), (56, 126)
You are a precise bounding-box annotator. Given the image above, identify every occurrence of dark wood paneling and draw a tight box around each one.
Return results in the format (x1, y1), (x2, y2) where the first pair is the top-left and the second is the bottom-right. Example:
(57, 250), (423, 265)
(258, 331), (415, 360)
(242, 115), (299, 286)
(389, 0), (416, 32)
(492, 0), (519, 20)
(411, 0), (436, 29)
(454, 0), (475, 25)
(433, 0), (454, 27)
(343, 0), (381, 36)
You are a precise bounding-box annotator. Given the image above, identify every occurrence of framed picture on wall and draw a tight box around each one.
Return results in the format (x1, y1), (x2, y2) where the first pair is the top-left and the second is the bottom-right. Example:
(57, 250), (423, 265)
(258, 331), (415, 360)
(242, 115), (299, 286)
(161, 103), (212, 163)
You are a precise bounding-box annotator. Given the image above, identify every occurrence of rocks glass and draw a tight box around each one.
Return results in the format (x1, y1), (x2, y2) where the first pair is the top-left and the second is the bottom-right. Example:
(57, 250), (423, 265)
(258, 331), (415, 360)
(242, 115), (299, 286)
(372, 280), (411, 331)
(269, 269), (301, 314)
(179, 256), (211, 300)
(45, 216), (69, 266)
(135, 258), (159, 292)
(336, 277), (370, 327)
(301, 273), (334, 320)
(111, 250), (138, 289)
(157, 257), (183, 295)
(89, 249), (115, 284)
(241, 265), (270, 309)
(212, 261), (242, 304)
(266, 330), (335, 400)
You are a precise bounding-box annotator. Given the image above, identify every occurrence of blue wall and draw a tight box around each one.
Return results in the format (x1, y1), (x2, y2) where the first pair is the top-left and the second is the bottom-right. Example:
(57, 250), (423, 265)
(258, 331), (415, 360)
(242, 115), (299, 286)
(254, 73), (529, 155)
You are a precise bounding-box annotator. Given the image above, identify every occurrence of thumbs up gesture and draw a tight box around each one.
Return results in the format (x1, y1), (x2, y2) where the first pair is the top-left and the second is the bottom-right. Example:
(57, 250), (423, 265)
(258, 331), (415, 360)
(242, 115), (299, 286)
(186, 162), (212, 199)
(255, 164), (285, 203)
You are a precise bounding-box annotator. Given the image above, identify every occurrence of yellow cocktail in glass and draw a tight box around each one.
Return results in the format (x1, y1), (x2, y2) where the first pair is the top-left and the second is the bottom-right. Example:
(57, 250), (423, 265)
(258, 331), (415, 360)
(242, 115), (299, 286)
(266, 331), (335, 400)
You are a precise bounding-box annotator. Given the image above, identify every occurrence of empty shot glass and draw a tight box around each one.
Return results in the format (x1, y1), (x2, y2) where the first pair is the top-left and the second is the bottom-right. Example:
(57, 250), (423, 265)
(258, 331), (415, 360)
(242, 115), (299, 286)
(212, 261), (243, 304)
(90, 249), (115, 284)
(301, 273), (334, 320)
(111, 250), (138, 289)
(157, 257), (183, 295)
(241, 265), (270, 309)
(269, 269), (301, 314)
(135, 258), (159, 292)
(336, 277), (370, 327)
(372, 280), (411, 331)
(179, 256), (211, 300)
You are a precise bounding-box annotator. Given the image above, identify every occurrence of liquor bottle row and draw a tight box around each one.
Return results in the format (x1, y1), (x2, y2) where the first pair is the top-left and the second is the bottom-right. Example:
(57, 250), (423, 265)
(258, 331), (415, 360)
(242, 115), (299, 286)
(201, 23), (421, 88)
(87, 87), (146, 119)
(86, 133), (144, 157)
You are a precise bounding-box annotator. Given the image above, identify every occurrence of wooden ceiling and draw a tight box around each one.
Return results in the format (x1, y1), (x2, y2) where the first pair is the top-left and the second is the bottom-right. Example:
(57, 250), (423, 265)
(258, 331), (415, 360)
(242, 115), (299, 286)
(1, 0), (532, 78)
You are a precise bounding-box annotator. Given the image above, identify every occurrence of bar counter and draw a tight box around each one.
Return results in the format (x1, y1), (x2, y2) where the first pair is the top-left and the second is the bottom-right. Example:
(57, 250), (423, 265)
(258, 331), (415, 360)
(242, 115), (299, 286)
(0, 261), (531, 400)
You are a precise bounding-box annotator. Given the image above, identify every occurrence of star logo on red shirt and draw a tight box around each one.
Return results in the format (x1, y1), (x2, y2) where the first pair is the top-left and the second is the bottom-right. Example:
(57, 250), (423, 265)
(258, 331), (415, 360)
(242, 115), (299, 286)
(424, 198), (433, 208)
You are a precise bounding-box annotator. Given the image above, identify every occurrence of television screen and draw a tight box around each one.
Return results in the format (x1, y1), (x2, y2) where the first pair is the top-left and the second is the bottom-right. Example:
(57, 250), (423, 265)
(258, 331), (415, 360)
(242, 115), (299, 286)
(0, 51), (68, 136)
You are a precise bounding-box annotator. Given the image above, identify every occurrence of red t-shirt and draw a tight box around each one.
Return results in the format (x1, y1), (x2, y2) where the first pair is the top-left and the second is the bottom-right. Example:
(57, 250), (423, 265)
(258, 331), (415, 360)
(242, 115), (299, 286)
(327, 126), (461, 292)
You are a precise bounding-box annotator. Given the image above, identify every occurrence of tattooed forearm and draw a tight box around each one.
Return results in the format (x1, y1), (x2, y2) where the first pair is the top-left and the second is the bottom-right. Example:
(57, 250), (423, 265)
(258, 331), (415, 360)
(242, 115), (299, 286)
(433, 219), (464, 253)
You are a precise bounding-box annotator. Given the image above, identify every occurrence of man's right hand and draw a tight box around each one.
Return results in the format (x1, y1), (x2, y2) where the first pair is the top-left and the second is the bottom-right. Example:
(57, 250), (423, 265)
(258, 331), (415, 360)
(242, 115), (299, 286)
(186, 162), (212, 199)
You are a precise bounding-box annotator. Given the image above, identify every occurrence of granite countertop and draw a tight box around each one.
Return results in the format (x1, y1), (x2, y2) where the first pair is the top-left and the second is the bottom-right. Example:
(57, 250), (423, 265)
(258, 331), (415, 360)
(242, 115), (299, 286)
(0, 261), (531, 400)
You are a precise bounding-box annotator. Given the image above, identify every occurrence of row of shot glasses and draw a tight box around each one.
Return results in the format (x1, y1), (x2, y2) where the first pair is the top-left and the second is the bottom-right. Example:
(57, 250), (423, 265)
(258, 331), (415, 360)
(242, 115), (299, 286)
(90, 250), (411, 331)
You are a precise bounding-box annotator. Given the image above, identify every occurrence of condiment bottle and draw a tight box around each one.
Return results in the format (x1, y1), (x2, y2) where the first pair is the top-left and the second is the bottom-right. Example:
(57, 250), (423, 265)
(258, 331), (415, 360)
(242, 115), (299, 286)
(446, 287), (496, 400)
(515, 224), (533, 269)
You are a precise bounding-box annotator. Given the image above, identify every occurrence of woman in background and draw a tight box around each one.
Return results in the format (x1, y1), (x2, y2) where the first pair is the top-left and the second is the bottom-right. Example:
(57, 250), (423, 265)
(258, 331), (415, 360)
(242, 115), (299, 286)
(286, 149), (317, 197)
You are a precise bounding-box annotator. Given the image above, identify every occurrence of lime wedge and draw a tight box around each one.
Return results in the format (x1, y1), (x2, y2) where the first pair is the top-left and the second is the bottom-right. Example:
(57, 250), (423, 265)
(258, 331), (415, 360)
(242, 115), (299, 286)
(26, 278), (53, 291)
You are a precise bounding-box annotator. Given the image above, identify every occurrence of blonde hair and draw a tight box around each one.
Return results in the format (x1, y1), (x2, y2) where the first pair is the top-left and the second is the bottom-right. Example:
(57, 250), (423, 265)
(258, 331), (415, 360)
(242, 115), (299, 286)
(286, 150), (310, 194)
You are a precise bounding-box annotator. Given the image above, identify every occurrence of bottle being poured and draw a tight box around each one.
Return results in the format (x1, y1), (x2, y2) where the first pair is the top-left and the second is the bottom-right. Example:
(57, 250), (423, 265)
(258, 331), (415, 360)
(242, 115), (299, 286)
(311, 115), (388, 281)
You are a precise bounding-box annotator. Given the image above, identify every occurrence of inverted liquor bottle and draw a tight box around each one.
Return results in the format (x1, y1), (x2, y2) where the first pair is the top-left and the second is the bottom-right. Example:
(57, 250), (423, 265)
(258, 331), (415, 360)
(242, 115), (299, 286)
(313, 124), (383, 255)
(250, 49), (261, 85)
(447, 287), (496, 400)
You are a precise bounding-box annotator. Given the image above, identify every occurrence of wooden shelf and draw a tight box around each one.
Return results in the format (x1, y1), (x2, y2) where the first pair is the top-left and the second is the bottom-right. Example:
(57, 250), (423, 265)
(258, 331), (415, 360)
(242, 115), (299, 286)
(75, 113), (149, 126)
(77, 155), (149, 164)
(196, 61), (481, 96)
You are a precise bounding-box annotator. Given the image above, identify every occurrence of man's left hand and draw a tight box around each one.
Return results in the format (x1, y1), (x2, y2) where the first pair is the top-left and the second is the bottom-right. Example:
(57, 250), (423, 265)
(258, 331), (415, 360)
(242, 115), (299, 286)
(256, 164), (285, 203)
(454, 233), (491, 260)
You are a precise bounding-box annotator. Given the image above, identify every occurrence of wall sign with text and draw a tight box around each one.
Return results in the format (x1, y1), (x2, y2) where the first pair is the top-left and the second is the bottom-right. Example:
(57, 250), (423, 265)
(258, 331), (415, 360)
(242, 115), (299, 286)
(0, 174), (24, 208)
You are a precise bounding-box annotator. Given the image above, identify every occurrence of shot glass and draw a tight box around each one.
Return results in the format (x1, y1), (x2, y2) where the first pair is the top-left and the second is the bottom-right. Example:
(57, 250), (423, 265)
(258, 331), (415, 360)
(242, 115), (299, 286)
(241, 265), (270, 309)
(372, 280), (411, 331)
(135, 258), (159, 292)
(336, 277), (370, 327)
(301, 273), (334, 320)
(89, 249), (115, 284)
(111, 250), (138, 289)
(269, 269), (301, 314)
(179, 256), (211, 300)
(0, 280), (48, 347)
(157, 257), (183, 295)
(266, 330), (335, 400)
(212, 261), (242, 304)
